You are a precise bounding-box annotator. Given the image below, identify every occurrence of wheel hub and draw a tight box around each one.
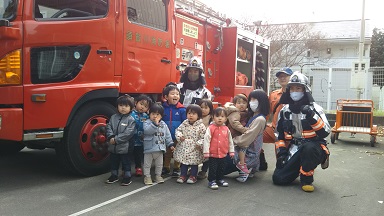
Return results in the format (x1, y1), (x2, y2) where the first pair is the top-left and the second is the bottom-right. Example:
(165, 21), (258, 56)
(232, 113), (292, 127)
(80, 116), (109, 162)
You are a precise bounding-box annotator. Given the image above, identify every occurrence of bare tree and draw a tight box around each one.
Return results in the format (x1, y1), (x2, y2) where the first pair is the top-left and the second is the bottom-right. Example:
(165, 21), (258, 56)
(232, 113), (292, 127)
(258, 22), (331, 68)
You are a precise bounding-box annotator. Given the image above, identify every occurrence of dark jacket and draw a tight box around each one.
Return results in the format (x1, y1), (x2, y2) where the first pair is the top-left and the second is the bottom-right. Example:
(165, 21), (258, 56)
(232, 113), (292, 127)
(106, 113), (136, 154)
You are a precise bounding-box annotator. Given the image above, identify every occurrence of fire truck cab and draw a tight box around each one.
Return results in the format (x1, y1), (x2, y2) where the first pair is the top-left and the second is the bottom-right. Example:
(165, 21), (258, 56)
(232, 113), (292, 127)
(0, 0), (269, 176)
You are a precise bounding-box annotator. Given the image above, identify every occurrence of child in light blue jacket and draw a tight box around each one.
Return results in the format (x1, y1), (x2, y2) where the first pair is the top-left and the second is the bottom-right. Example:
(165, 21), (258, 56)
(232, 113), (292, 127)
(143, 103), (174, 185)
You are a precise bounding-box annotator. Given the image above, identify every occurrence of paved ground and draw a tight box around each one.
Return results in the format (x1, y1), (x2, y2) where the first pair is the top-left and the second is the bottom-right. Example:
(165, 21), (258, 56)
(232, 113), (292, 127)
(0, 133), (383, 216)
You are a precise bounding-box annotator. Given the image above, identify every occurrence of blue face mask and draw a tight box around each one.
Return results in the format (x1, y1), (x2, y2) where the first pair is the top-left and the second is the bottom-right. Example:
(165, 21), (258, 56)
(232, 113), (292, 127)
(290, 92), (304, 101)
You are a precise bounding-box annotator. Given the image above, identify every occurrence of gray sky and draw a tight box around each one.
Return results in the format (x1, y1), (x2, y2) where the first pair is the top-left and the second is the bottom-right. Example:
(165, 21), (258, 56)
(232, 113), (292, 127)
(200, 0), (382, 30)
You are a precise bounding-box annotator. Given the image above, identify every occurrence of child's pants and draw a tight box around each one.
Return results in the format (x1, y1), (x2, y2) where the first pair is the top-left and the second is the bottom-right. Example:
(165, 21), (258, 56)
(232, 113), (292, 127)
(110, 153), (131, 177)
(163, 147), (180, 171)
(144, 152), (163, 177)
(180, 163), (198, 177)
(208, 157), (226, 182)
(201, 160), (209, 172)
(133, 146), (144, 168)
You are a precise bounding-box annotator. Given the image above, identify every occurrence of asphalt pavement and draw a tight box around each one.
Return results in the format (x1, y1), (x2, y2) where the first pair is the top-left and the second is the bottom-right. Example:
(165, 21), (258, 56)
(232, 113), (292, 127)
(0, 133), (383, 216)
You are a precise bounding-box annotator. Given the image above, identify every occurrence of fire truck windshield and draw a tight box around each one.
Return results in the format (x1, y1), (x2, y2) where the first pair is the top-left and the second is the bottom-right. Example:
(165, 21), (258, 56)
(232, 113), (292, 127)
(0, 0), (16, 20)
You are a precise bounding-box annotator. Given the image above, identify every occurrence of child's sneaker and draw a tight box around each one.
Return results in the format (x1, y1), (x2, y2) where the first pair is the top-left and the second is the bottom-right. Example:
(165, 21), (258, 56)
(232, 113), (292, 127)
(155, 175), (164, 184)
(186, 176), (197, 184)
(171, 169), (180, 178)
(301, 184), (315, 192)
(216, 179), (229, 187)
(121, 177), (132, 186)
(236, 162), (250, 174)
(197, 171), (207, 179)
(162, 167), (170, 176)
(135, 168), (143, 177)
(176, 176), (186, 183)
(144, 176), (153, 185)
(248, 168), (256, 178)
(105, 175), (119, 184)
(208, 181), (219, 190)
(236, 168), (252, 183)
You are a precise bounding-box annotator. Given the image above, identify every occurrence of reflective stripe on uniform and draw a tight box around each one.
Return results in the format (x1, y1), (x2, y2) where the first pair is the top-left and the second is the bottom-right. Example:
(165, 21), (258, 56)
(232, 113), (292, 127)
(300, 167), (314, 176)
(302, 130), (317, 138)
(320, 144), (329, 155)
(275, 140), (285, 149)
(311, 118), (325, 131)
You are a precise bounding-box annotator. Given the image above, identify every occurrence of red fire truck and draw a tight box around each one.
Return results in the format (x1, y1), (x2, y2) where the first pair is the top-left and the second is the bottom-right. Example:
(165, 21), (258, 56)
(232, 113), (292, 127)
(0, 0), (270, 176)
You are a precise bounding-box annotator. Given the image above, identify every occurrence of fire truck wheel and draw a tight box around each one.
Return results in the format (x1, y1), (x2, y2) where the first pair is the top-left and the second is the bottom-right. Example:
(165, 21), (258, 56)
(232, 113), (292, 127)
(56, 101), (115, 176)
(0, 141), (25, 155)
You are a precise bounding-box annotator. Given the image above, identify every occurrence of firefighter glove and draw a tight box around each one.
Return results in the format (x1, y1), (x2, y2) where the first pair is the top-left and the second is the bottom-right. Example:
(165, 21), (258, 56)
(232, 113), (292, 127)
(276, 147), (288, 169)
(283, 120), (295, 134)
(301, 105), (314, 118)
(276, 153), (289, 169)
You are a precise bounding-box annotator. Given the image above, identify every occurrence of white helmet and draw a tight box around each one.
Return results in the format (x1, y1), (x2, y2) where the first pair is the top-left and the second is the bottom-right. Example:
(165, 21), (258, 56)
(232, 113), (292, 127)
(185, 56), (204, 73)
(287, 71), (311, 93)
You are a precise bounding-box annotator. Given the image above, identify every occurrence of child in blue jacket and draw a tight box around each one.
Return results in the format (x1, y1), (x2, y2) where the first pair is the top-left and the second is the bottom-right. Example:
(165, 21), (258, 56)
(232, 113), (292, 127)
(143, 103), (174, 185)
(161, 84), (187, 177)
(130, 94), (152, 176)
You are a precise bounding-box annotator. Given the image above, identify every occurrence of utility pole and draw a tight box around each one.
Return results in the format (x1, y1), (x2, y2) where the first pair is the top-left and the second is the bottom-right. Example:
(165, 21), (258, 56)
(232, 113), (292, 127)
(358, 0), (367, 99)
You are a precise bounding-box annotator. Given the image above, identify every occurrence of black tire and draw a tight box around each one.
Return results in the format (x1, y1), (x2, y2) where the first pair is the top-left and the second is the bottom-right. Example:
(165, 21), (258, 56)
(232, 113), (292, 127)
(335, 133), (339, 140)
(0, 140), (25, 156)
(370, 136), (376, 147)
(56, 101), (115, 176)
(330, 133), (336, 144)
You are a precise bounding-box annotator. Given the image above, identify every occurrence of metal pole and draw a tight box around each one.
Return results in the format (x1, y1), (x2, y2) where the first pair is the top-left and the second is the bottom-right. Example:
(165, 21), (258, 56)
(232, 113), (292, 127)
(358, 0), (366, 99)
(327, 68), (332, 111)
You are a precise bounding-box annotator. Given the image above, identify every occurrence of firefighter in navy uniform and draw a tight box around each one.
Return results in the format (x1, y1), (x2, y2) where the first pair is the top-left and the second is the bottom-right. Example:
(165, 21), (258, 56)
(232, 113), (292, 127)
(272, 72), (330, 192)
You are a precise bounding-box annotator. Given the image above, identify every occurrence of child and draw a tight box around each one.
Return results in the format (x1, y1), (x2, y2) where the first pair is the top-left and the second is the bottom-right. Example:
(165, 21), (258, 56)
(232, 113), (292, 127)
(225, 93), (250, 173)
(233, 90), (270, 180)
(105, 95), (136, 186)
(174, 104), (206, 184)
(162, 84), (187, 177)
(199, 99), (214, 127)
(130, 94), (152, 177)
(143, 103), (174, 185)
(197, 99), (214, 179)
(203, 107), (235, 189)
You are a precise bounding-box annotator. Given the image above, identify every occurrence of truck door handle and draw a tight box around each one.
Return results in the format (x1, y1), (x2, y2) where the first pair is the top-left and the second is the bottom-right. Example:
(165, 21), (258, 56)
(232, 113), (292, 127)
(161, 58), (171, 64)
(97, 50), (112, 55)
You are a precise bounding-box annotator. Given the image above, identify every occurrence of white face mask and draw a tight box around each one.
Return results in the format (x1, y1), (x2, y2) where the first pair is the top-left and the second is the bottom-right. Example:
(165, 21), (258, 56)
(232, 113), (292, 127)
(290, 92), (304, 101)
(249, 100), (259, 112)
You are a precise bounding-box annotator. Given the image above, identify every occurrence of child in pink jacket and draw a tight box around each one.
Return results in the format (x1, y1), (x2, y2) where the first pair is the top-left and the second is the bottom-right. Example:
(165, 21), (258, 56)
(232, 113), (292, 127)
(203, 107), (234, 190)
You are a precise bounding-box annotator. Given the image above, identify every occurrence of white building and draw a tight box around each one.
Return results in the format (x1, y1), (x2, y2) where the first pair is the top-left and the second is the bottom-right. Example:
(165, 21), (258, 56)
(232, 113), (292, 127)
(273, 20), (373, 110)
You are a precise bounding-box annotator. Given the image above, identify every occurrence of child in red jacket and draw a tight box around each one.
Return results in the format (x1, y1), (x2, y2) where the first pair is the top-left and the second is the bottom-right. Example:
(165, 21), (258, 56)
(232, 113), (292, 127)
(203, 107), (235, 190)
